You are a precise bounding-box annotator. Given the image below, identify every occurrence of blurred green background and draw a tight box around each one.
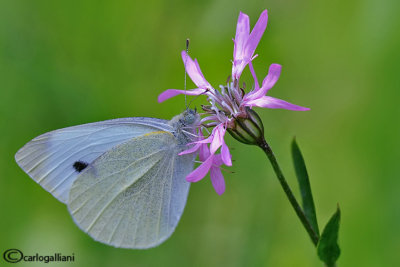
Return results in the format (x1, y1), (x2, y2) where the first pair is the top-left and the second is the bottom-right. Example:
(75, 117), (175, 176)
(1, 0), (399, 266)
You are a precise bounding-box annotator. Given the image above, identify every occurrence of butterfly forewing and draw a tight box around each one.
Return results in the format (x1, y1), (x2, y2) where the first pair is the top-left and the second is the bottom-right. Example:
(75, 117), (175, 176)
(67, 131), (194, 248)
(15, 118), (172, 203)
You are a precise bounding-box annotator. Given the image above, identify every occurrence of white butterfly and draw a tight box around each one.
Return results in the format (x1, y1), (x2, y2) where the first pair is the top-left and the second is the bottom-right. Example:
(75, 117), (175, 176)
(15, 109), (200, 249)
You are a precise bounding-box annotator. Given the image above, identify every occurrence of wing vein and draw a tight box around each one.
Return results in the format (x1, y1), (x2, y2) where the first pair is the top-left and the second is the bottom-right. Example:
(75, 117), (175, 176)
(85, 152), (166, 232)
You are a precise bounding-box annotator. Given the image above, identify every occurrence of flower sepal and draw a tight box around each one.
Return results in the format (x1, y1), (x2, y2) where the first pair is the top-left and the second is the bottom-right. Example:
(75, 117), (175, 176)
(227, 107), (265, 145)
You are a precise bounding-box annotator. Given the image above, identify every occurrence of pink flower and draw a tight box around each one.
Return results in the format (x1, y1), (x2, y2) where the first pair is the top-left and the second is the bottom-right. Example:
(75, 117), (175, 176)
(158, 10), (310, 194)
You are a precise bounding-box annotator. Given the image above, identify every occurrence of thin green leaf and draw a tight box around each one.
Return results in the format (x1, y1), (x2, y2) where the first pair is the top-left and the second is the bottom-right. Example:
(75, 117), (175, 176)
(291, 138), (319, 236)
(317, 205), (341, 267)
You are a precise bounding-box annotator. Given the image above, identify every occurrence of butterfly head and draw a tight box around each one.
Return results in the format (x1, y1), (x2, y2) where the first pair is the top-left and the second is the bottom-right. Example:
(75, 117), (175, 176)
(169, 109), (200, 129)
(169, 109), (200, 147)
(181, 108), (200, 127)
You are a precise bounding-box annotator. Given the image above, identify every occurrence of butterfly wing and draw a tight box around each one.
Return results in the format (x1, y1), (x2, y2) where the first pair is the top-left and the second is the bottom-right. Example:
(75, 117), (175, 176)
(15, 118), (172, 203)
(67, 131), (194, 249)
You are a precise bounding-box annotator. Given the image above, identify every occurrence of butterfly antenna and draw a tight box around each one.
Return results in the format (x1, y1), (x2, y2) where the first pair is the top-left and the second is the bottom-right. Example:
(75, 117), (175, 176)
(187, 90), (207, 108)
(184, 38), (190, 109)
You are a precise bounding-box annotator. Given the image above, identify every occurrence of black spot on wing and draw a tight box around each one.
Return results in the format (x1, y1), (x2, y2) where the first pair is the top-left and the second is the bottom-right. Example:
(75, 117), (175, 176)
(73, 161), (88, 172)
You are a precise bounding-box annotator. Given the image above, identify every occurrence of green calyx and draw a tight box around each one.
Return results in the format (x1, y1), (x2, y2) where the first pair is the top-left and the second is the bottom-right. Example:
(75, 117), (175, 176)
(227, 107), (265, 145)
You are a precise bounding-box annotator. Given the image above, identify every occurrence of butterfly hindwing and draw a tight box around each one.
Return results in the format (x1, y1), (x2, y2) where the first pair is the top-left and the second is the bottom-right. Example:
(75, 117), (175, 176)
(15, 118), (172, 203)
(67, 131), (194, 248)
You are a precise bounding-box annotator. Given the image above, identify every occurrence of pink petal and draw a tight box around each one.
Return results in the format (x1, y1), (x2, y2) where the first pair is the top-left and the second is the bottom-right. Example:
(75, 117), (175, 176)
(199, 142), (210, 162)
(244, 64), (281, 101)
(158, 88), (206, 102)
(196, 131), (210, 161)
(212, 154), (224, 166)
(245, 96), (310, 111)
(194, 133), (214, 144)
(210, 124), (226, 154)
(261, 64), (281, 92)
(233, 12), (250, 61)
(245, 10), (268, 61)
(232, 60), (247, 80)
(248, 61), (259, 90)
(186, 155), (214, 182)
(210, 166), (226, 195)
(221, 142), (232, 166)
(181, 50), (212, 90)
(178, 142), (201, 155)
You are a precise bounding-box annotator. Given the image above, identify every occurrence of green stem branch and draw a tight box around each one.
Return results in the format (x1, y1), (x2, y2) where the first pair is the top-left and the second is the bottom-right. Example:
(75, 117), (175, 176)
(258, 137), (319, 246)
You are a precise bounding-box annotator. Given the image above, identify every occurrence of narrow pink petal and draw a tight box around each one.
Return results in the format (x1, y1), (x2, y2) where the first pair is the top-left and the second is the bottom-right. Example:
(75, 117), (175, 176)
(245, 96), (310, 111)
(210, 166), (226, 195)
(244, 10), (268, 60)
(210, 124), (226, 154)
(194, 124), (223, 147)
(194, 133), (214, 144)
(158, 88), (206, 102)
(196, 131), (210, 161)
(233, 12), (250, 61)
(221, 142), (232, 166)
(232, 60), (247, 80)
(194, 59), (206, 81)
(248, 61), (259, 90)
(181, 50), (212, 89)
(244, 64), (281, 101)
(199, 142), (210, 162)
(178, 142), (201, 155)
(186, 155), (214, 182)
(212, 154), (224, 166)
(261, 63), (281, 92)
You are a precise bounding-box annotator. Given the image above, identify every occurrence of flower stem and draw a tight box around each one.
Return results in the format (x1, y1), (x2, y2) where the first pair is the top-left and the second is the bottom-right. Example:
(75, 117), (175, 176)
(258, 137), (319, 246)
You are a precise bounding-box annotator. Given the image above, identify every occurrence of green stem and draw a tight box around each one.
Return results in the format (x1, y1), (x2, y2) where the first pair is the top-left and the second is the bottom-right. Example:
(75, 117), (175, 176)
(258, 137), (319, 246)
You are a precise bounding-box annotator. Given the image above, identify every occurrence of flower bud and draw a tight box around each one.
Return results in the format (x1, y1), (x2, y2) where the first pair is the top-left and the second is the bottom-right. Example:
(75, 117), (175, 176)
(227, 107), (265, 145)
